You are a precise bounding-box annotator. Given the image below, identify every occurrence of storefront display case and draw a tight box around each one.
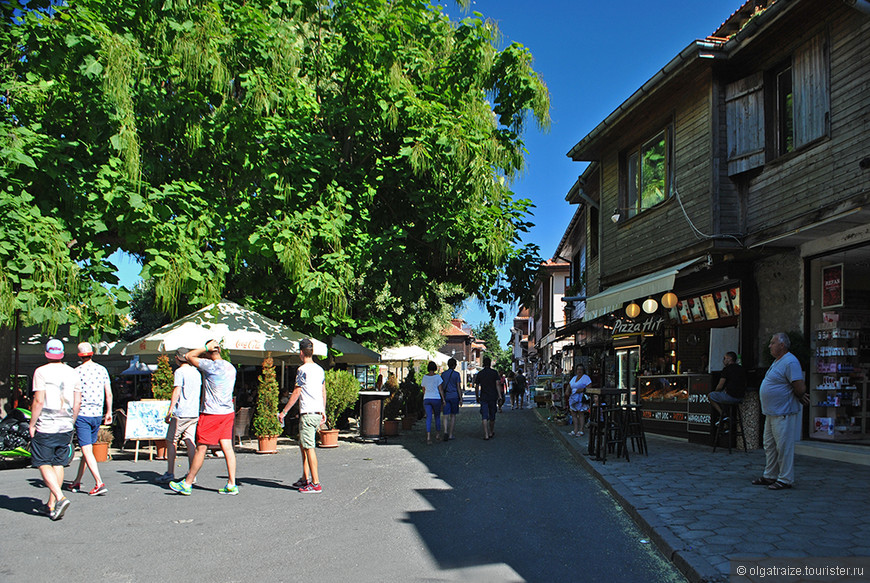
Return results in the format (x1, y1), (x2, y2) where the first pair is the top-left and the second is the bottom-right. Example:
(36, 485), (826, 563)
(638, 374), (711, 439)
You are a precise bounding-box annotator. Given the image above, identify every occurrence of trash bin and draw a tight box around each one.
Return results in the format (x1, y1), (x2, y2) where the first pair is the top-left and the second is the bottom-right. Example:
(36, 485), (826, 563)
(359, 391), (390, 438)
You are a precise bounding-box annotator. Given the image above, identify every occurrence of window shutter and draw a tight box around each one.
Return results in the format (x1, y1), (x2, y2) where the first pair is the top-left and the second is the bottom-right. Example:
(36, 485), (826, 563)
(793, 33), (829, 148)
(725, 72), (765, 175)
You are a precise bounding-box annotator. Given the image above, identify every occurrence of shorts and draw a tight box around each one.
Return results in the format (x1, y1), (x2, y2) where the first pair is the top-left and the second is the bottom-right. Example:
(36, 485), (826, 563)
(166, 416), (198, 444)
(31, 431), (74, 468)
(480, 400), (498, 421)
(708, 391), (743, 405)
(75, 416), (102, 447)
(299, 413), (321, 449)
(444, 398), (460, 415)
(195, 412), (235, 446)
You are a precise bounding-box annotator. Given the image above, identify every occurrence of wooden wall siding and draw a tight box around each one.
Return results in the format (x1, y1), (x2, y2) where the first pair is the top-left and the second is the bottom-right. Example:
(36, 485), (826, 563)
(715, 79), (744, 236)
(725, 72), (765, 175)
(597, 73), (714, 280)
(744, 11), (870, 236)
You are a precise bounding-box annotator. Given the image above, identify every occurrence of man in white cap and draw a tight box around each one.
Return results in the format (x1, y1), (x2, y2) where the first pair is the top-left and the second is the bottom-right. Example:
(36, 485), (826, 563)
(29, 339), (81, 520)
(155, 347), (202, 484)
(69, 342), (112, 496)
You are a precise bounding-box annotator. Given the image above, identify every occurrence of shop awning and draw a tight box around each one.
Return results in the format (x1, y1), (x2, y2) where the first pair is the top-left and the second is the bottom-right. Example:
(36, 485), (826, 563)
(583, 258), (702, 322)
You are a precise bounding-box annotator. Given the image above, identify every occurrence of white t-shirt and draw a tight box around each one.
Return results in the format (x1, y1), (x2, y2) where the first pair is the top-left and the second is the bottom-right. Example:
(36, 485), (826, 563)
(76, 360), (110, 418)
(173, 364), (202, 418)
(295, 361), (325, 414)
(422, 374), (443, 400)
(33, 362), (81, 434)
(196, 358), (236, 415)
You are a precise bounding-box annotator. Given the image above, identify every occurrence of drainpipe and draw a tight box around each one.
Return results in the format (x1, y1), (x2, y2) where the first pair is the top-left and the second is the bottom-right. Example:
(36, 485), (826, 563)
(843, 0), (870, 15)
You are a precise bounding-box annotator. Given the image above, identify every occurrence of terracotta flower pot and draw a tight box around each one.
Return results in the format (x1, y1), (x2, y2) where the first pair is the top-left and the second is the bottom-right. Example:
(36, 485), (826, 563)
(382, 419), (399, 436)
(92, 441), (109, 462)
(317, 428), (340, 448)
(257, 435), (279, 454)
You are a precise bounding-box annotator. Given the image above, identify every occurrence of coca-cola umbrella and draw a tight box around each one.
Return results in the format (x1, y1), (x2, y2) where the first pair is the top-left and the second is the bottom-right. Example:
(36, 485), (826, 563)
(123, 300), (327, 362)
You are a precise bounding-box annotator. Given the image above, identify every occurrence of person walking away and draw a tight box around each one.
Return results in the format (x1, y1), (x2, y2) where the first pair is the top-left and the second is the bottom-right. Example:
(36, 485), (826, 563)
(497, 370), (507, 412)
(567, 364), (591, 437)
(474, 356), (500, 440)
(708, 351), (746, 432)
(513, 369), (528, 409)
(169, 340), (238, 496)
(752, 333), (807, 491)
(69, 342), (112, 496)
(421, 361), (445, 444)
(156, 348), (202, 484)
(278, 339), (326, 493)
(29, 340), (80, 520)
(441, 358), (462, 440)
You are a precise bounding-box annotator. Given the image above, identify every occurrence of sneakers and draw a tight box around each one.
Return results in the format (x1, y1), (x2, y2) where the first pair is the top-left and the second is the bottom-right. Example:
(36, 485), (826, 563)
(292, 477), (309, 489)
(169, 480), (193, 496)
(89, 483), (108, 496)
(50, 497), (70, 521)
(67, 482), (82, 493)
(155, 472), (175, 484)
(218, 483), (239, 496)
(568, 431), (576, 436)
(299, 482), (322, 494)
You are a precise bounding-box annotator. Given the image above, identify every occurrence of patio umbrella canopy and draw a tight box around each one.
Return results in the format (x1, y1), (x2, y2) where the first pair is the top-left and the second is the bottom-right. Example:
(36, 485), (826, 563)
(330, 336), (380, 364)
(123, 300), (327, 360)
(380, 345), (450, 365)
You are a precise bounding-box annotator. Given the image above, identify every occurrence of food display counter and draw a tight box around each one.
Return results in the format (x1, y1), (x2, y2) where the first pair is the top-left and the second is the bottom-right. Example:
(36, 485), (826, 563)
(638, 374), (711, 440)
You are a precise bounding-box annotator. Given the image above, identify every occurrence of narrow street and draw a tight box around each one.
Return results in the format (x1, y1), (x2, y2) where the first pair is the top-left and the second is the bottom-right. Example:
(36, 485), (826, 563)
(1, 398), (685, 583)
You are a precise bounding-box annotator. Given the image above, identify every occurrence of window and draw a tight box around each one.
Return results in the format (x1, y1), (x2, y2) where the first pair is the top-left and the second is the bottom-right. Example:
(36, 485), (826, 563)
(773, 61), (795, 157)
(622, 127), (672, 219)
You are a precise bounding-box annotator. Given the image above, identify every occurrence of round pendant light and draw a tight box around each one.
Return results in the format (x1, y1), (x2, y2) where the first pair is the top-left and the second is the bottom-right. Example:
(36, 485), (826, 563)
(661, 292), (678, 309)
(625, 302), (641, 318)
(642, 298), (659, 314)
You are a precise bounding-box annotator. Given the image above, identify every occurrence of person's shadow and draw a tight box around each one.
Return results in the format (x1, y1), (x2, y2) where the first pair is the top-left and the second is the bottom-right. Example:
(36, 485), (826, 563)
(0, 494), (48, 516)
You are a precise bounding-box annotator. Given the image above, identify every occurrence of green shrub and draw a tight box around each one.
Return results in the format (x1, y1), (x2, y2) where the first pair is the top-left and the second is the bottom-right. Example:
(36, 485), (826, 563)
(325, 369), (360, 430)
(253, 355), (282, 437)
(150, 354), (174, 400)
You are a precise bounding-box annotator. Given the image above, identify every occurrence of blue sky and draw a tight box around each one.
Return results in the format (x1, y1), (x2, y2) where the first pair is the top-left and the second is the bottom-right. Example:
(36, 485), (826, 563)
(113, 0), (742, 346)
(456, 0), (740, 345)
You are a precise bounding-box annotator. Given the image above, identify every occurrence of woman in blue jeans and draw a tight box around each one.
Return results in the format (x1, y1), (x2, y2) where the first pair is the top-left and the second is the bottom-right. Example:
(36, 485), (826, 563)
(421, 361), (446, 444)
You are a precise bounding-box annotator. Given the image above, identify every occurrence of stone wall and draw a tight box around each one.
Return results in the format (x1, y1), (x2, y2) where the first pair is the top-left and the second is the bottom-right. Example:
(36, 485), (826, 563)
(753, 250), (804, 363)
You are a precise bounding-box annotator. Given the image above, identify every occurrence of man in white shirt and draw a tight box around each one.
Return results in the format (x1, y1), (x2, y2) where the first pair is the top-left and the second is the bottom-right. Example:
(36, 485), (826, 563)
(156, 347), (202, 484)
(69, 342), (112, 496)
(279, 339), (326, 493)
(29, 340), (81, 520)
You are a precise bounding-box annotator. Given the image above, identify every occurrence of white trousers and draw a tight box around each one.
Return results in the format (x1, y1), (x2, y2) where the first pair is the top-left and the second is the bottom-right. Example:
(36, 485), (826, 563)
(762, 413), (800, 485)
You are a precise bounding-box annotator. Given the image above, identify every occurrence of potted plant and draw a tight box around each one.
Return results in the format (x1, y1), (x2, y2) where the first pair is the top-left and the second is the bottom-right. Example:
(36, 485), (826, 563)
(399, 367), (422, 430)
(319, 369), (361, 448)
(252, 355), (282, 453)
(381, 374), (401, 435)
(92, 426), (113, 462)
(150, 354), (174, 459)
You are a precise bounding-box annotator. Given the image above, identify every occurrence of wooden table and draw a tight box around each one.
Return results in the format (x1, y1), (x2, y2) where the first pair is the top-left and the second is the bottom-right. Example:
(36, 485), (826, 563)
(586, 388), (630, 463)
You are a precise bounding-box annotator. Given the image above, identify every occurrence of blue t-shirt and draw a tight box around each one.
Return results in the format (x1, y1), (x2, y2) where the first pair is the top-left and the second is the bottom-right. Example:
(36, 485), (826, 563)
(441, 369), (461, 400)
(196, 358), (236, 415)
(759, 352), (803, 416)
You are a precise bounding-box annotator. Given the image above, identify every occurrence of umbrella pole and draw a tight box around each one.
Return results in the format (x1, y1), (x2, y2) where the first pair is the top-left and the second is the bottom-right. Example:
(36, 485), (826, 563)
(281, 360), (285, 389)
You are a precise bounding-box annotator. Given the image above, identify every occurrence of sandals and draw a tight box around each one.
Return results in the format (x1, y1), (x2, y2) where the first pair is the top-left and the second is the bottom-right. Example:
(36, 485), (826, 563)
(768, 480), (792, 490)
(751, 477), (776, 486)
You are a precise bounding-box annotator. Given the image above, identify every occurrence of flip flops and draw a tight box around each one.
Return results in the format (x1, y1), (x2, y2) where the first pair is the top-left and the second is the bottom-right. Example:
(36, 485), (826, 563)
(768, 480), (792, 490)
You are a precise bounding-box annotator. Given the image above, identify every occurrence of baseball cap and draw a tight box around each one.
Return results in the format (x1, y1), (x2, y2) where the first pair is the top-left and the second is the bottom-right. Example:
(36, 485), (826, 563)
(45, 339), (64, 360)
(299, 338), (314, 351)
(175, 347), (189, 360)
(77, 342), (94, 357)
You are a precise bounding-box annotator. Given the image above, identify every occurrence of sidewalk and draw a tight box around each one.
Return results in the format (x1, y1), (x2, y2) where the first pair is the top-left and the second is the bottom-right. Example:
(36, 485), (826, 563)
(537, 409), (870, 583)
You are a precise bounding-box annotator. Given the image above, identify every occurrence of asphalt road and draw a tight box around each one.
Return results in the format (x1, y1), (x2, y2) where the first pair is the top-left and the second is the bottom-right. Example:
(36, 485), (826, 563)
(1, 398), (686, 583)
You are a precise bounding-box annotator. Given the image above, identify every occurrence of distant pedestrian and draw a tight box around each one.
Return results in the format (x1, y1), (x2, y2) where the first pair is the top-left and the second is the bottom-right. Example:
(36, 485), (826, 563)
(474, 356), (500, 440)
(497, 370), (507, 412)
(752, 333), (807, 491)
(69, 342), (112, 496)
(567, 364), (591, 437)
(421, 361), (445, 444)
(278, 338), (326, 494)
(169, 340), (238, 496)
(708, 351), (746, 427)
(441, 358), (462, 440)
(512, 369), (527, 409)
(156, 348), (202, 484)
(29, 340), (80, 520)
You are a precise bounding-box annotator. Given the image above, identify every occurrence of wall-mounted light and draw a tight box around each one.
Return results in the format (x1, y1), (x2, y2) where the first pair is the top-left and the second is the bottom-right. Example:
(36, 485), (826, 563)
(625, 302), (640, 318)
(610, 209), (621, 223)
(661, 292), (678, 309)
(642, 298), (659, 314)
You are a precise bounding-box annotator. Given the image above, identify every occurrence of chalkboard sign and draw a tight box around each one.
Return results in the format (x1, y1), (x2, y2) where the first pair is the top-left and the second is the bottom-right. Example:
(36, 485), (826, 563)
(125, 400), (170, 440)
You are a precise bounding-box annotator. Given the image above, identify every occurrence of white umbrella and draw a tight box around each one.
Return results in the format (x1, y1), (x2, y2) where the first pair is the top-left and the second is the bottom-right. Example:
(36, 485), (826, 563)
(330, 336), (381, 364)
(380, 345), (450, 365)
(123, 300), (327, 358)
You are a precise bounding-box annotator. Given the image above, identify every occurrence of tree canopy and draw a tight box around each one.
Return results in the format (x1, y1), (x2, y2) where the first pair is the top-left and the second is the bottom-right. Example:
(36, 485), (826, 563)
(473, 320), (511, 373)
(1, 0), (548, 347)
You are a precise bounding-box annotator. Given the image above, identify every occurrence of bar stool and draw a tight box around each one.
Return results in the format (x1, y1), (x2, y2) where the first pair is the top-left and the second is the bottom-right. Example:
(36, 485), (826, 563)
(621, 404), (648, 456)
(712, 402), (747, 453)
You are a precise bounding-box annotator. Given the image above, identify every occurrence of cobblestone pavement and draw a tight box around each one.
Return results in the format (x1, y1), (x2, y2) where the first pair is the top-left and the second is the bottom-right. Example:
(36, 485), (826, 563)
(537, 409), (870, 583)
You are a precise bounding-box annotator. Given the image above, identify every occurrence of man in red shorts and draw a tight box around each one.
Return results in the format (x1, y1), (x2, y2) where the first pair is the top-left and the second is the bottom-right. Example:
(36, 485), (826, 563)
(170, 339), (238, 496)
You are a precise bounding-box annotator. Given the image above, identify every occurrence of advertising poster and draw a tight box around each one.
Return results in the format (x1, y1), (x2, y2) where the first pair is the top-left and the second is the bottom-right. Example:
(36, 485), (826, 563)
(714, 290), (733, 318)
(729, 287), (741, 315)
(125, 400), (170, 440)
(676, 301), (691, 324)
(701, 294), (719, 320)
(822, 264), (844, 309)
(688, 297), (705, 322)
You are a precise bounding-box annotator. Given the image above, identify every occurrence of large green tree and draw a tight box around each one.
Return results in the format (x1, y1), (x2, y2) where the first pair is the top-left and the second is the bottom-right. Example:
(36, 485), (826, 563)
(1, 0), (548, 352)
(473, 320), (511, 372)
